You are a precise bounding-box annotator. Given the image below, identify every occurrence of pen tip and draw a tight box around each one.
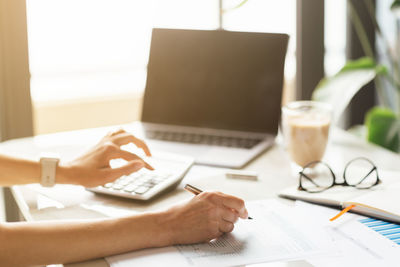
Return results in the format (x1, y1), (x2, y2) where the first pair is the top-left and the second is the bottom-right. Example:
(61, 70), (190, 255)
(248, 216), (253, 220)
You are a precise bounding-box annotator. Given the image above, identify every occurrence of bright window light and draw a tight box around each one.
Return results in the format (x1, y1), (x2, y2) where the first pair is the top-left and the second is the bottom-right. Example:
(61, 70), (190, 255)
(222, 0), (296, 80)
(27, 0), (218, 102)
(27, 0), (298, 103)
(324, 0), (347, 76)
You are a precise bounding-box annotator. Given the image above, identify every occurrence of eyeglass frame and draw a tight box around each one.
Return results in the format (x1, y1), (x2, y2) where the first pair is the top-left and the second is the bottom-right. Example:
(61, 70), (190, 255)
(298, 157), (382, 193)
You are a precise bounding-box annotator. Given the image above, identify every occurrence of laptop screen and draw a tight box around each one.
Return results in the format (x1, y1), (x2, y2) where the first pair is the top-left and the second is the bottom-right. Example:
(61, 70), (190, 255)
(142, 29), (288, 134)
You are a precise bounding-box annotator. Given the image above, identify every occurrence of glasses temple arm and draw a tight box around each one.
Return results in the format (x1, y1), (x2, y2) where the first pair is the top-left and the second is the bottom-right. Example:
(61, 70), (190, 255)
(353, 167), (377, 185)
(299, 172), (321, 187)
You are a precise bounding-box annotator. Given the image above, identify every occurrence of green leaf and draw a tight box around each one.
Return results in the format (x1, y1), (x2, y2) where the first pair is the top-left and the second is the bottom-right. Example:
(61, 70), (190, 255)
(340, 57), (376, 72)
(391, 0), (400, 10)
(312, 57), (387, 124)
(339, 57), (387, 75)
(365, 107), (400, 152)
(391, 0), (400, 17)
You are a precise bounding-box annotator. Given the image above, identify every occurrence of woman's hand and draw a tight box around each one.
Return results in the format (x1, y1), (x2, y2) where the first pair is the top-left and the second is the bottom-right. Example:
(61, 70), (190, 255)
(57, 129), (153, 187)
(163, 191), (248, 245)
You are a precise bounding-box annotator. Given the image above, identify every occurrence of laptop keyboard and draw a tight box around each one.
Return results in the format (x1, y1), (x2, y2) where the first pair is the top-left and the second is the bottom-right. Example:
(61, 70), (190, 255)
(145, 130), (262, 149)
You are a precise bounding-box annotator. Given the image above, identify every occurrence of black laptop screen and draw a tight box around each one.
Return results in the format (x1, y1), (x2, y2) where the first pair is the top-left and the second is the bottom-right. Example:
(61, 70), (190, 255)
(142, 29), (288, 134)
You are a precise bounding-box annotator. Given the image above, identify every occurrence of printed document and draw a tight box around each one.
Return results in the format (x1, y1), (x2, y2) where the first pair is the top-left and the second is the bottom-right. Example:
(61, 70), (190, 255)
(106, 199), (331, 267)
(295, 201), (399, 267)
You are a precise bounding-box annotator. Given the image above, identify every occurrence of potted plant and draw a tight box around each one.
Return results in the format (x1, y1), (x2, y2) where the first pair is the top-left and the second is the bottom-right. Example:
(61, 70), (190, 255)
(313, 0), (400, 152)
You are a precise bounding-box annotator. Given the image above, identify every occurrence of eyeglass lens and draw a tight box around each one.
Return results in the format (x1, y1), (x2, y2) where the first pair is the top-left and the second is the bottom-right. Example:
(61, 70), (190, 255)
(300, 162), (334, 192)
(344, 158), (378, 189)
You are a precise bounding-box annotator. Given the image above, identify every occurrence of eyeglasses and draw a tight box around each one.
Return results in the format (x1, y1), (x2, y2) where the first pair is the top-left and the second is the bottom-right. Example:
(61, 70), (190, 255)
(298, 157), (381, 193)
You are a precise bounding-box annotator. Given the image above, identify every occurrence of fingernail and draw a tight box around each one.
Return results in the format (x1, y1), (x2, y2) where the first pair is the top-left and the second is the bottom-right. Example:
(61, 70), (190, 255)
(146, 163), (155, 170)
(243, 209), (249, 219)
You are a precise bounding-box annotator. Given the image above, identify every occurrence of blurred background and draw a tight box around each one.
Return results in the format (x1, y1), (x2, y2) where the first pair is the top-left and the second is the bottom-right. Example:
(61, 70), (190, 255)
(25, 0), (346, 134)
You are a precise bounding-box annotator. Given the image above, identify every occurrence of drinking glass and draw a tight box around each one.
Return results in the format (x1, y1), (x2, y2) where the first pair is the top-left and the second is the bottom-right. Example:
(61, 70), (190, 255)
(281, 101), (333, 168)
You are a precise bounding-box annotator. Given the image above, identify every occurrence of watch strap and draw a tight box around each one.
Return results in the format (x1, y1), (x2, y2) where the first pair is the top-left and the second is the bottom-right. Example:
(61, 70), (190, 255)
(40, 157), (59, 187)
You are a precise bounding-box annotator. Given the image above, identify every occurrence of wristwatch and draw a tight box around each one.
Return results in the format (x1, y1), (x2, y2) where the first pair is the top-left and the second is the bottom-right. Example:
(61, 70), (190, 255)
(40, 155), (60, 187)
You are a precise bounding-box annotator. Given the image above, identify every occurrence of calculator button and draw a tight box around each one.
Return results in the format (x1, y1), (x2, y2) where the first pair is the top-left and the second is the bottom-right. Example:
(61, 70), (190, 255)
(117, 179), (131, 186)
(124, 184), (138, 192)
(104, 183), (113, 188)
(124, 176), (135, 183)
(112, 184), (124, 190)
(135, 186), (150, 194)
(129, 173), (141, 178)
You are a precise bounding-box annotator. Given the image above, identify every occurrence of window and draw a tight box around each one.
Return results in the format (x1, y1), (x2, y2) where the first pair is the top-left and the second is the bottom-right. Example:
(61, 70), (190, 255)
(222, 0), (296, 79)
(324, 0), (347, 76)
(222, 0), (296, 103)
(27, 0), (219, 103)
(27, 0), (296, 134)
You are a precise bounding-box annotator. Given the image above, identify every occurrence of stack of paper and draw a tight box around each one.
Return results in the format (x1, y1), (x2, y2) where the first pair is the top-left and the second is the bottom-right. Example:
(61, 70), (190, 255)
(106, 200), (332, 267)
(106, 198), (400, 266)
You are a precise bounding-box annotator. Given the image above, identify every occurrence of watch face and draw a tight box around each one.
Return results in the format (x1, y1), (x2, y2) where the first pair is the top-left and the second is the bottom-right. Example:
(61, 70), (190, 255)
(40, 152), (60, 160)
(41, 157), (60, 162)
(40, 157), (59, 187)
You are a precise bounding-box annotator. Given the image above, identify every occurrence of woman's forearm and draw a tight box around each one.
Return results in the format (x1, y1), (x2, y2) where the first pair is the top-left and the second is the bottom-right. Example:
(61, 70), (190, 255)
(0, 155), (42, 185)
(0, 190), (248, 266)
(0, 129), (152, 187)
(0, 155), (70, 186)
(0, 212), (172, 266)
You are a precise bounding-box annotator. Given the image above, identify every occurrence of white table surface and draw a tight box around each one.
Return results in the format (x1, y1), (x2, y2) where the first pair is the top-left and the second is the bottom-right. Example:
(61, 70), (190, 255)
(3, 124), (400, 267)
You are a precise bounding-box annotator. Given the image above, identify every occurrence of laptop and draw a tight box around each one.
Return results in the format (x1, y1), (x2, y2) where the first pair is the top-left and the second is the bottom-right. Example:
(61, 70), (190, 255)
(140, 28), (289, 168)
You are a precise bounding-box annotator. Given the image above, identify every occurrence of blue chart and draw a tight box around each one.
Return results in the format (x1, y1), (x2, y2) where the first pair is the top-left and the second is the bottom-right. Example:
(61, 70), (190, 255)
(359, 218), (400, 245)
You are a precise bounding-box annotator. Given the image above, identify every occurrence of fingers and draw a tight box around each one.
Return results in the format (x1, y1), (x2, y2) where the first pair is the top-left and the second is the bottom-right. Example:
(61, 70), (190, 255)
(102, 140), (153, 170)
(109, 128), (125, 136)
(200, 192), (245, 238)
(110, 131), (152, 157)
(103, 160), (145, 182)
(113, 149), (154, 170)
(209, 192), (248, 219)
(221, 194), (248, 219)
(219, 220), (234, 233)
(220, 207), (239, 223)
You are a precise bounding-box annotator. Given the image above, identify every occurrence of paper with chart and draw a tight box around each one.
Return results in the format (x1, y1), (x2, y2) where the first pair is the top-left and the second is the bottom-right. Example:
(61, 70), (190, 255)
(295, 201), (400, 267)
(106, 199), (332, 267)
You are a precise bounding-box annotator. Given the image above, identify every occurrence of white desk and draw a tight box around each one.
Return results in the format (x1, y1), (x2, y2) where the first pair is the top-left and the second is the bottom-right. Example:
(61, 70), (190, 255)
(3, 124), (400, 267)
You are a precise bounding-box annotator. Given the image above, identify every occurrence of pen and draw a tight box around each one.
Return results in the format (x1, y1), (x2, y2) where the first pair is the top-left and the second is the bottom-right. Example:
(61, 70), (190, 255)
(184, 184), (253, 220)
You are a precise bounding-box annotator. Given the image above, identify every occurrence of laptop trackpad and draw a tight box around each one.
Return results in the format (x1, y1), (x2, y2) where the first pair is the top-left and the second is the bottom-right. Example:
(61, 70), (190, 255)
(146, 140), (251, 168)
(197, 147), (248, 167)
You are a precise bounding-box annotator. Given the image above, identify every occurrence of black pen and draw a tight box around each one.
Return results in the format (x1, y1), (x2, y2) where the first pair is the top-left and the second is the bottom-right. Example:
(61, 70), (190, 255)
(184, 184), (253, 220)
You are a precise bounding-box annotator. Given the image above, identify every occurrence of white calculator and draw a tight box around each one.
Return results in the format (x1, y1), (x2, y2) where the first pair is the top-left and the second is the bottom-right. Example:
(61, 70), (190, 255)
(87, 151), (194, 201)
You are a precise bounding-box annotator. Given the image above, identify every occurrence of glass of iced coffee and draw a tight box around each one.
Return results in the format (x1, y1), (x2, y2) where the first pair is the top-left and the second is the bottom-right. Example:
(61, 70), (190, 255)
(281, 101), (332, 168)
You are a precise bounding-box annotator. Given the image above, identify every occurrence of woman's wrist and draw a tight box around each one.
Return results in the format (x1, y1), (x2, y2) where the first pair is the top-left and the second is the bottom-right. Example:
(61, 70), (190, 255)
(157, 206), (185, 246)
(150, 210), (176, 247)
(55, 164), (76, 185)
